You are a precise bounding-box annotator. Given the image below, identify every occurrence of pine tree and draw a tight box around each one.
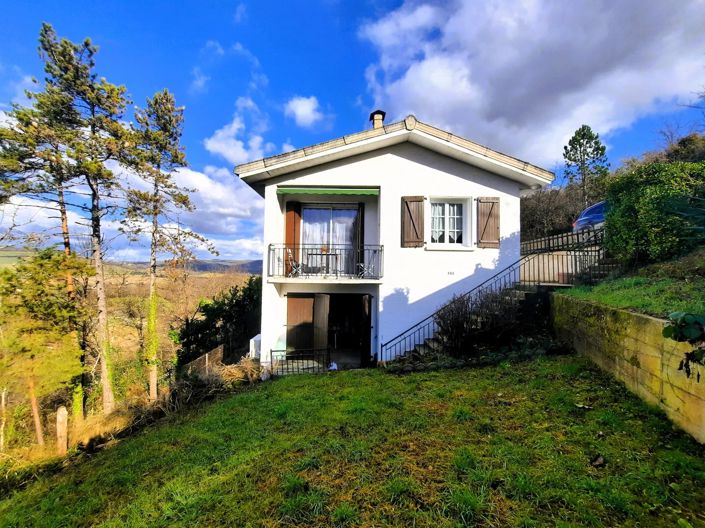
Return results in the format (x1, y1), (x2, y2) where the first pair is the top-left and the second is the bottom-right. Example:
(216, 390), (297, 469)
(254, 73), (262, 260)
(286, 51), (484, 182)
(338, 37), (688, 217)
(37, 23), (130, 415)
(563, 125), (610, 206)
(0, 68), (81, 286)
(0, 250), (92, 445)
(123, 90), (191, 402)
(0, 28), (90, 418)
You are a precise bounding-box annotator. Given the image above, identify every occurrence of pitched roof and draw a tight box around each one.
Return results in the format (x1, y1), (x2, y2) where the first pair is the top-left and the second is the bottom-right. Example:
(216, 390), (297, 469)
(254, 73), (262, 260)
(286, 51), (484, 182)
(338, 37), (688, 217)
(236, 115), (554, 191)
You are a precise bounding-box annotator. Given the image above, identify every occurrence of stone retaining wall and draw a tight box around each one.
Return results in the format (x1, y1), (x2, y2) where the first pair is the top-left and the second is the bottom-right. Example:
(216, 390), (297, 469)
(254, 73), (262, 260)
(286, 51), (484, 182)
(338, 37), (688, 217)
(551, 294), (704, 443)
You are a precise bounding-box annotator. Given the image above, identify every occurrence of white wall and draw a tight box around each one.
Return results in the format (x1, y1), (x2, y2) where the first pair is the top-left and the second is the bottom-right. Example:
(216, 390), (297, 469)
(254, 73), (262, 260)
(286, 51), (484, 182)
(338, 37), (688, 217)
(258, 142), (524, 360)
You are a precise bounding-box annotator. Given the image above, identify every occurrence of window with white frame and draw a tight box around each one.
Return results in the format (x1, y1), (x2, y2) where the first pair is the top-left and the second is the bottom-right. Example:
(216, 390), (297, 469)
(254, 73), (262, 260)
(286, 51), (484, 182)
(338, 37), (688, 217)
(431, 201), (464, 244)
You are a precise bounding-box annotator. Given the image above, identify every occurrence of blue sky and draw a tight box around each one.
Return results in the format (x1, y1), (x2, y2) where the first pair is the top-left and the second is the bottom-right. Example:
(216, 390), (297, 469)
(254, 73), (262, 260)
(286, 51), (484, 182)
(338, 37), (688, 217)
(1, 0), (704, 260)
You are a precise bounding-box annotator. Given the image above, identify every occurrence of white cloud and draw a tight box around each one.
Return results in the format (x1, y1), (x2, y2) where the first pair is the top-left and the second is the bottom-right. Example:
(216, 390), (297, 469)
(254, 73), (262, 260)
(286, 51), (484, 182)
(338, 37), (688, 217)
(173, 165), (263, 234)
(10, 75), (35, 107)
(232, 42), (268, 90)
(0, 164), (265, 261)
(284, 95), (326, 128)
(203, 97), (275, 164)
(213, 236), (263, 260)
(189, 67), (210, 94)
(0, 110), (13, 126)
(202, 40), (225, 57)
(232, 42), (260, 68)
(360, 0), (705, 166)
(233, 3), (247, 24)
(281, 141), (296, 153)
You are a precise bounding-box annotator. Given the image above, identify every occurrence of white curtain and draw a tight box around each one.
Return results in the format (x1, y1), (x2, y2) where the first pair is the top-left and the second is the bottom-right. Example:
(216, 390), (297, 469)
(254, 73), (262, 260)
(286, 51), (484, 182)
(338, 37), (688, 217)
(332, 209), (358, 274)
(302, 208), (329, 272)
(331, 209), (357, 246)
(302, 208), (330, 246)
(301, 207), (359, 274)
(431, 203), (444, 243)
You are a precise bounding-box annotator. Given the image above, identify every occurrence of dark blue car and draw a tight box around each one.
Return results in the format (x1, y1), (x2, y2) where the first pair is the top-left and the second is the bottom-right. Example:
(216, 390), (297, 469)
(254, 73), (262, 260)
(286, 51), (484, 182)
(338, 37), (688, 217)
(573, 201), (607, 232)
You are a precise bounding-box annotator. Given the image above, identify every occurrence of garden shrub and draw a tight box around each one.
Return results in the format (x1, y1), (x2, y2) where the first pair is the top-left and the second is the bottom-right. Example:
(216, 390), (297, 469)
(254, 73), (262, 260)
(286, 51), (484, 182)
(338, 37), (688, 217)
(434, 291), (520, 358)
(605, 161), (705, 263)
(175, 275), (261, 366)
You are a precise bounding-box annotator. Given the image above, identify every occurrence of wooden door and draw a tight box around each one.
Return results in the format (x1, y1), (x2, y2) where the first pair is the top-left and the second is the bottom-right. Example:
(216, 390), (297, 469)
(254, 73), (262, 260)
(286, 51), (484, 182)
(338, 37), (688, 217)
(313, 294), (330, 351)
(360, 294), (372, 367)
(286, 294), (313, 350)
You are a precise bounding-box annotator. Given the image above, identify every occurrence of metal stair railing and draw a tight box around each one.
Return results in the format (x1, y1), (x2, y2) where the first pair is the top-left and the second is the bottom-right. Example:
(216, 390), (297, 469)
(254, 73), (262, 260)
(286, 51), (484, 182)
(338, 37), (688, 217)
(379, 228), (606, 363)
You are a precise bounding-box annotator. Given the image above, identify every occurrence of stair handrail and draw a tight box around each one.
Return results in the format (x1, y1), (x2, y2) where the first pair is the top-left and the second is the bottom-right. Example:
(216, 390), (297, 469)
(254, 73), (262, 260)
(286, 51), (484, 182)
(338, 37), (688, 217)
(379, 228), (605, 361)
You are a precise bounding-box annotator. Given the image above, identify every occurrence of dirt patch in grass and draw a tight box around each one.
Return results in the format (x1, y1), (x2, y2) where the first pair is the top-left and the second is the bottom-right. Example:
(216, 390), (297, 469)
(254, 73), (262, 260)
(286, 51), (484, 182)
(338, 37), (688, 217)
(2, 356), (705, 527)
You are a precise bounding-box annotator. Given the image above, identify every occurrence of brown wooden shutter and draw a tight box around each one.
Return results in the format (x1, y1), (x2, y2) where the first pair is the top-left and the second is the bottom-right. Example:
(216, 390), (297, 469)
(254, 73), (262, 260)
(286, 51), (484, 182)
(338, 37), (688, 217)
(285, 201), (302, 247)
(401, 196), (424, 247)
(285, 202), (301, 275)
(477, 197), (500, 248)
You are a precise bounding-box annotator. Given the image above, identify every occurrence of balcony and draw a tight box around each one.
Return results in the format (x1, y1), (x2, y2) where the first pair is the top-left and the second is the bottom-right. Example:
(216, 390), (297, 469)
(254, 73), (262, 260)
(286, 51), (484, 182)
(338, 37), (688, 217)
(267, 244), (384, 280)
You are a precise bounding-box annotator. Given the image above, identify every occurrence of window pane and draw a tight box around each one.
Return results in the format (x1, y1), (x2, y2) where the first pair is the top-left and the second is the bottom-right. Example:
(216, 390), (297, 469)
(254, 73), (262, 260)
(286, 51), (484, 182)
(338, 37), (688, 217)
(302, 208), (331, 246)
(430, 201), (464, 244)
(331, 208), (357, 246)
(431, 203), (445, 243)
(449, 203), (463, 244)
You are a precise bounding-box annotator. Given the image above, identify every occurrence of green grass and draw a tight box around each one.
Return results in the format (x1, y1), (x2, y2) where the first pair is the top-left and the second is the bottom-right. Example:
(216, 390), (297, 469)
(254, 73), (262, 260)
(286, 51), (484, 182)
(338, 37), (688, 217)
(2, 356), (705, 527)
(562, 247), (705, 317)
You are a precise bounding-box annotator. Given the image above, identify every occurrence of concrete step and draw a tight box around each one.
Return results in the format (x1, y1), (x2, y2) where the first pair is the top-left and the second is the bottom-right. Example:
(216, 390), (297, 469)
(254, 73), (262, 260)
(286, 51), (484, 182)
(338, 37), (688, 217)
(425, 337), (442, 351)
(414, 342), (435, 355)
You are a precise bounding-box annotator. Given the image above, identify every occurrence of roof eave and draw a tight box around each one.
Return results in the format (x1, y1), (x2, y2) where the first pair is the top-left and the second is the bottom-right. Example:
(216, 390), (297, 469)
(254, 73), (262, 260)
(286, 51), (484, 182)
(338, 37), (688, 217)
(238, 127), (410, 183)
(407, 130), (553, 188)
(236, 117), (554, 188)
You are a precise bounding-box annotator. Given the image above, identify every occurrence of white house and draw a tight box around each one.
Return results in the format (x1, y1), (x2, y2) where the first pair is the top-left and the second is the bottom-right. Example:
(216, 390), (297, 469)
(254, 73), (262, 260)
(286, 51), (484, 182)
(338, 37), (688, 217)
(236, 111), (554, 372)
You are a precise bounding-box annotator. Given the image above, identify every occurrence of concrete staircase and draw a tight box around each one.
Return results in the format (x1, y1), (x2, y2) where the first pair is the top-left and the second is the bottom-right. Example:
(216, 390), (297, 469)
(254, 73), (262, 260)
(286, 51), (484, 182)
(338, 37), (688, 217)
(395, 284), (549, 361)
(379, 228), (616, 363)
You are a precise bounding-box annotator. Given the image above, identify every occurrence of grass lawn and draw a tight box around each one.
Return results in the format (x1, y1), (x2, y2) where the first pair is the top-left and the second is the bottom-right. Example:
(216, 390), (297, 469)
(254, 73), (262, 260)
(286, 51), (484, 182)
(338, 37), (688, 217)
(2, 355), (705, 527)
(562, 247), (705, 318)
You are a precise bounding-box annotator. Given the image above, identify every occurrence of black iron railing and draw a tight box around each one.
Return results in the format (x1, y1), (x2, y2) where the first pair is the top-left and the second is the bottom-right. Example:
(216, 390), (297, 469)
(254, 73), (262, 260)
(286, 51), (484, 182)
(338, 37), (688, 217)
(269, 348), (331, 376)
(520, 228), (604, 255)
(380, 229), (615, 363)
(267, 244), (383, 279)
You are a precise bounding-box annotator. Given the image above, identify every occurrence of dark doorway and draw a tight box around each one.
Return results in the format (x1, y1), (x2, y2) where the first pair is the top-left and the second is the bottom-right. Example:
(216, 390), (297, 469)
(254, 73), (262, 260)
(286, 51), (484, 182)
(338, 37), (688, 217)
(328, 294), (372, 369)
(285, 293), (372, 370)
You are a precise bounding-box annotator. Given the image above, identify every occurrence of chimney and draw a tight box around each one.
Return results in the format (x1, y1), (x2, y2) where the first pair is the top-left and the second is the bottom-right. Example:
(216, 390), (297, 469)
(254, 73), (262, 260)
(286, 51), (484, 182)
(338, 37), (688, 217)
(369, 109), (386, 130)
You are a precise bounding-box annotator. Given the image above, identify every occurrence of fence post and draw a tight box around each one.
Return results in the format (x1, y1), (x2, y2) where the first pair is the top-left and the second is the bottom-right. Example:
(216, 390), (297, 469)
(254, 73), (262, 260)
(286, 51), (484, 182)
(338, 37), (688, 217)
(0, 387), (6, 453)
(56, 406), (68, 456)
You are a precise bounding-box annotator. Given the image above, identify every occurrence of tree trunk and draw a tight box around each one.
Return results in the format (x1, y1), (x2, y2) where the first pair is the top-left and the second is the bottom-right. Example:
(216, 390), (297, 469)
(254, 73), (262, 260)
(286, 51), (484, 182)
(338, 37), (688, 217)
(0, 387), (6, 452)
(89, 180), (115, 415)
(27, 377), (44, 446)
(58, 182), (87, 422)
(57, 182), (75, 297)
(146, 181), (160, 402)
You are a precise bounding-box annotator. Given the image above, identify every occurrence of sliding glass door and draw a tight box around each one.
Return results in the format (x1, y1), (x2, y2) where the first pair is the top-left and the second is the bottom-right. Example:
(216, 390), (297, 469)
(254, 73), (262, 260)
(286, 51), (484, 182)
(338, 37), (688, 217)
(301, 206), (360, 275)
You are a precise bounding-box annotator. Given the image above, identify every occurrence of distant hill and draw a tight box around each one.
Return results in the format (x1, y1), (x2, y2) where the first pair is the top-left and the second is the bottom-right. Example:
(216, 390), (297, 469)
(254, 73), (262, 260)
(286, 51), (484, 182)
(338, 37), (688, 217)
(187, 259), (262, 274)
(0, 247), (262, 275)
(107, 258), (262, 275)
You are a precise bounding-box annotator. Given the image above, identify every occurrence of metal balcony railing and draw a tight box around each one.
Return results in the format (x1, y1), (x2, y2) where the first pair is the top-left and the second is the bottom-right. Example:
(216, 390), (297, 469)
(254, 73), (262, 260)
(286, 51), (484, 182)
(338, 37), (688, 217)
(267, 244), (383, 279)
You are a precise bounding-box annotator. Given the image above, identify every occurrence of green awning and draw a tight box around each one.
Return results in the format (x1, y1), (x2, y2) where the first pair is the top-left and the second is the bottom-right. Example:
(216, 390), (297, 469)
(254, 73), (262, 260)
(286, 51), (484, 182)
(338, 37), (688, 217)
(276, 186), (379, 196)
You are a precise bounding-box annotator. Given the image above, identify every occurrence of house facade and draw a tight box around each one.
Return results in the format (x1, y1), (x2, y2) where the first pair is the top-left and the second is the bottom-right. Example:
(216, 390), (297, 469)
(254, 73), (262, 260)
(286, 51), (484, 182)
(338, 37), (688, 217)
(237, 112), (553, 371)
